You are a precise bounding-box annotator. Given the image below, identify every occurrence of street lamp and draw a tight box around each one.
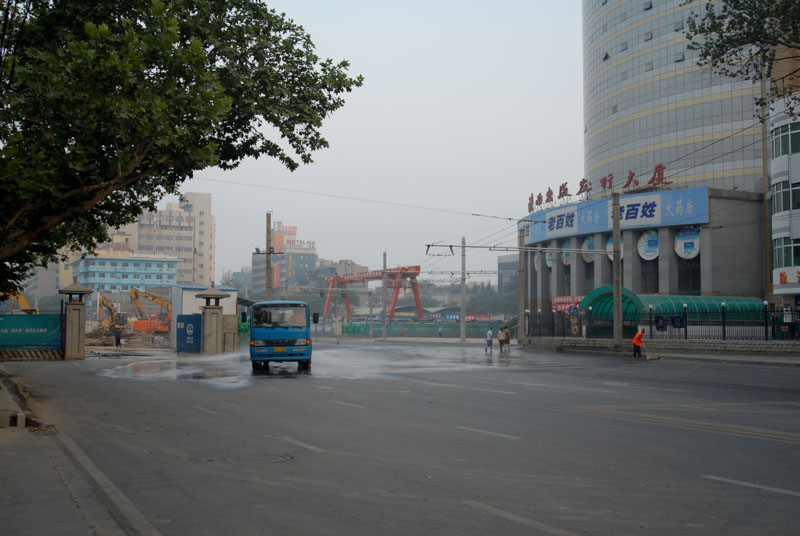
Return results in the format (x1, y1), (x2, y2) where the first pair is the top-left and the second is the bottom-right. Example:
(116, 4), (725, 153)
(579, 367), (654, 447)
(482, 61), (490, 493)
(587, 306), (593, 339)
(648, 304), (654, 338)
(683, 303), (688, 340)
(764, 300), (770, 341)
(721, 301), (726, 340)
(537, 309), (541, 337)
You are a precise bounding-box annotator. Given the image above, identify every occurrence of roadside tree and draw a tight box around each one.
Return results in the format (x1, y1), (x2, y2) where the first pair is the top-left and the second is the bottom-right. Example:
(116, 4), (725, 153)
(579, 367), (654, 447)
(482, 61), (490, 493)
(686, 0), (800, 116)
(0, 0), (362, 295)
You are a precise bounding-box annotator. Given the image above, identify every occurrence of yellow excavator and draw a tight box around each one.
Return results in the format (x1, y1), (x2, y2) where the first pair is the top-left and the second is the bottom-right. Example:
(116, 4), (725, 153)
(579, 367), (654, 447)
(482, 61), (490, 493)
(129, 286), (171, 333)
(0, 292), (39, 314)
(98, 293), (128, 329)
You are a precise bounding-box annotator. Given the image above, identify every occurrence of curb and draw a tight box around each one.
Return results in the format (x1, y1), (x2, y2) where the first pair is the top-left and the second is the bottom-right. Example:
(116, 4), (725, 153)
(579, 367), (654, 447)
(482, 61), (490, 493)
(0, 369), (27, 428)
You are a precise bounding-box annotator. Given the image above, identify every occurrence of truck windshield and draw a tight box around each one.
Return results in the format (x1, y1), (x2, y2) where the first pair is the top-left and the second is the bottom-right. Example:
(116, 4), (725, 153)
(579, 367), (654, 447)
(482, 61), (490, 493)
(252, 305), (306, 328)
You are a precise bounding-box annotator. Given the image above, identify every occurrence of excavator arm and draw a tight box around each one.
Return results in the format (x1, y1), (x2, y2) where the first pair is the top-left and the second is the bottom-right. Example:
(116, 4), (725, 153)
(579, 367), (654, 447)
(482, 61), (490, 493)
(129, 287), (172, 332)
(1, 292), (39, 314)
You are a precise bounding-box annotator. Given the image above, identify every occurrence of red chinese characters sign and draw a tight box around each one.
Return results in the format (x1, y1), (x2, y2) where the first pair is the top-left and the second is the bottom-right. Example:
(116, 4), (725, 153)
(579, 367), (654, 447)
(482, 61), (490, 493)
(527, 164), (668, 212)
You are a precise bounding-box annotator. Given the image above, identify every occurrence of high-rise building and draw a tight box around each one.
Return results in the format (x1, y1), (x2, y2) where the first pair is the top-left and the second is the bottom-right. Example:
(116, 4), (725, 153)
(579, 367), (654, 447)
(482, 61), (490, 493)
(584, 0), (763, 194)
(251, 221), (317, 299)
(519, 1), (773, 318)
(118, 192), (215, 286)
(768, 47), (800, 302)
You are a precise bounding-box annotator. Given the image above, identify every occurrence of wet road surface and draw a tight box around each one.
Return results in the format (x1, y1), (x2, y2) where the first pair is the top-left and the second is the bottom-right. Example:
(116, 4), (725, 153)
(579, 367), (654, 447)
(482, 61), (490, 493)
(3, 340), (800, 535)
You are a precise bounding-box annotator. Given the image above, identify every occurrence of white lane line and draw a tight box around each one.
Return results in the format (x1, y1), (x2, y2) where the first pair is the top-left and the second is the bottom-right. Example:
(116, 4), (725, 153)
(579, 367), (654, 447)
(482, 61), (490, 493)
(421, 381), (516, 395)
(456, 426), (520, 440)
(702, 475), (800, 497)
(280, 436), (326, 453)
(464, 500), (575, 535)
(58, 434), (162, 536)
(509, 381), (615, 393)
(602, 381), (688, 392)
(331, 400), (366, 409)
(192, 405), (220, 416)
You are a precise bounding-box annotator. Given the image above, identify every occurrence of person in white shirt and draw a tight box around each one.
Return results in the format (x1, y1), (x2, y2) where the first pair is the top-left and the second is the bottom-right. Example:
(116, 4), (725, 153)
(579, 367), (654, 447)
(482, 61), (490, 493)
(485, 327), (494, 354)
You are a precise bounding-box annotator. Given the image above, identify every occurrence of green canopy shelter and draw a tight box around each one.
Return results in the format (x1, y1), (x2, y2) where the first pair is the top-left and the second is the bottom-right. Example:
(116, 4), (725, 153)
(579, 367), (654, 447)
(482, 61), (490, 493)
(579, 286), (767, 321)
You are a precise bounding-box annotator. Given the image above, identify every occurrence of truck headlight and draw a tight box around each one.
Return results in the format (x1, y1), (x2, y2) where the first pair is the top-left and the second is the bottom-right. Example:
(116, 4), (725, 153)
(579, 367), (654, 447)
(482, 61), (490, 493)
(294, 339), (310, 346)
(251, 340), (267, 347)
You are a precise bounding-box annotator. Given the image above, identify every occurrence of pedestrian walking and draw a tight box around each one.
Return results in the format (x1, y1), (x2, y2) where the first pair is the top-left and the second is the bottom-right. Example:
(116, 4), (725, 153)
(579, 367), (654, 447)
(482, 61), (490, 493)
(633, 329), (644, 359)
(114, 327), (122, 348)
(485, 327), (494, 354)
(438, 326), (443, 337)
(503, 326), (512, 352)
(497, 326), (507, 352)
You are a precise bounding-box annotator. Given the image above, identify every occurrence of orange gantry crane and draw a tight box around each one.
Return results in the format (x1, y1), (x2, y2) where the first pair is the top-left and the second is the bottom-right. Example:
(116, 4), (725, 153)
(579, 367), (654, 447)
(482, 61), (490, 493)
(323, 266), (422, 319)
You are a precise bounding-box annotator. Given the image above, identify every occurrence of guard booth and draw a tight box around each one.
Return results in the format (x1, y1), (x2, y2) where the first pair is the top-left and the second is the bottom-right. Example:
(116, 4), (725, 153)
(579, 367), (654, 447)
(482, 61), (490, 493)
(176, 314), (202, 354)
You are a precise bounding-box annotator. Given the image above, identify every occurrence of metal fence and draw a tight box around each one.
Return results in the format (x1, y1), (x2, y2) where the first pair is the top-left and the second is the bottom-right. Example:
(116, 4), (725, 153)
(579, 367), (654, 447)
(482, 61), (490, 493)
(527, 306), (799, 341)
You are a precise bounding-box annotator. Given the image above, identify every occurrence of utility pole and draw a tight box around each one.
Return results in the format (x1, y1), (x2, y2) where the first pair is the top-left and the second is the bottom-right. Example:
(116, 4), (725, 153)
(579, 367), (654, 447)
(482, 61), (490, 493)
(612, 192), (622, 351)
(517, 228), (525, 344)
(265, 212), (272, 300)
(382, 252), (388, 340)
(760, 75), (772, 299)
(460, 237), (466, 342)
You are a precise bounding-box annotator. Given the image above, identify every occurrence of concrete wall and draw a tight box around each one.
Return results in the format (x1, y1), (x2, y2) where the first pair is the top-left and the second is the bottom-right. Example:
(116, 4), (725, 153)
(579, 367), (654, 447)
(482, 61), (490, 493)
(702, 189), (764, 296)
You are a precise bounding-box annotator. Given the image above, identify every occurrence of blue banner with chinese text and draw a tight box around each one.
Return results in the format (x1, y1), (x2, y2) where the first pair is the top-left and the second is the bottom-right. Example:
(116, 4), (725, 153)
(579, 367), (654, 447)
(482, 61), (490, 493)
(521, 188), (708, 245)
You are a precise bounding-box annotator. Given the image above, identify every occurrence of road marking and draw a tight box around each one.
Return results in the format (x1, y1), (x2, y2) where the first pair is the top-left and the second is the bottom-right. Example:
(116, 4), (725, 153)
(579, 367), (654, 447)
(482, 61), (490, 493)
(509, 381), (615, 393)
(702, 475), (800, 497)
(379, 380), (800, 445)
(421, 381), (515, 395)
(464, 500), (574, 535)
(456, 426), (520, 440)
(331, 400), (366, 409)
(58, 434), (162, 536)
(602, 381), (688, 392)
(280, 436), (326, 453)
(192, 405), (220, 416)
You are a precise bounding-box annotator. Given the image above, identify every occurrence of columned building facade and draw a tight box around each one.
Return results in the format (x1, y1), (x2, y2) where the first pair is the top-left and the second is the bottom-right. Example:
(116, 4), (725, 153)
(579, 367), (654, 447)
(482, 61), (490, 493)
(519, 1), (774, 324)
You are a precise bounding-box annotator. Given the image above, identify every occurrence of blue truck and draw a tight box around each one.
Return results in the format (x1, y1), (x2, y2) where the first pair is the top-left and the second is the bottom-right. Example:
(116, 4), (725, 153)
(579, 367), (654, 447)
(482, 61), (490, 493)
(248, 301), (318, 373)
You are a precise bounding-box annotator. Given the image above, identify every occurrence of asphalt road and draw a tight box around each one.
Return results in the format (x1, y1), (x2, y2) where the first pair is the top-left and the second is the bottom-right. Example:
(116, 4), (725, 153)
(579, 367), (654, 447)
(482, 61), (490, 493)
(2, 341), (800, 535)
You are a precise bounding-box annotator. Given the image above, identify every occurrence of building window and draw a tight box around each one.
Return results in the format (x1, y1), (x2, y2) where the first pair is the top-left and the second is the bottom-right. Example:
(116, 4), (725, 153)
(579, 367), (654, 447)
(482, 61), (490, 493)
(674, 52), (685, 62)
(771, 123), (800, 157)
(773, 237), (800, 269)
(645, 62), (653, 72)
(611, 104), (618, 113)
(772, 181), (791, 214)
(643, 1), (652, 10)
(644, 31), (653, 41)
(602, 51), (610, 61)
(674, 21), (684, 31)
(620, 41), (627, 52)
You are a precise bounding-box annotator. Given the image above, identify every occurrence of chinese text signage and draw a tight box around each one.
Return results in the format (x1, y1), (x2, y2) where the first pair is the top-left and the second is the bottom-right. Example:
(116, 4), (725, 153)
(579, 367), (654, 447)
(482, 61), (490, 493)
(521, 188), (708, 245)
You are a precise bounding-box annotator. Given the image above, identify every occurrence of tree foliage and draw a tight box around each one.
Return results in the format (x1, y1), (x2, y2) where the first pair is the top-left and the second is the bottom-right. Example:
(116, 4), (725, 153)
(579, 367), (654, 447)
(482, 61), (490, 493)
(685, 0), (800, 116)
(0, 0), (362, 295)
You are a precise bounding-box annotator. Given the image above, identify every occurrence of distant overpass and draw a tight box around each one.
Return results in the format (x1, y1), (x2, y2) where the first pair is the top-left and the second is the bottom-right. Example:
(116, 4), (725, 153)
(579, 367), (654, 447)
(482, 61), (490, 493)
(323, 266), (422, 319)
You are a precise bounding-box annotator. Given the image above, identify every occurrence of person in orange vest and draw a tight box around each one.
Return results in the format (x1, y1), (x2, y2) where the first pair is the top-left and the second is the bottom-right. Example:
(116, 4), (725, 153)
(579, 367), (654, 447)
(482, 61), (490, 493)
(632, 329), (644, 359)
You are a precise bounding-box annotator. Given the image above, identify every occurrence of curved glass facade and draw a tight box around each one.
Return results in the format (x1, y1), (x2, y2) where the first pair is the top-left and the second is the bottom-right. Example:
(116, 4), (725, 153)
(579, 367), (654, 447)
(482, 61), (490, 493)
(583, 0), (763, 195)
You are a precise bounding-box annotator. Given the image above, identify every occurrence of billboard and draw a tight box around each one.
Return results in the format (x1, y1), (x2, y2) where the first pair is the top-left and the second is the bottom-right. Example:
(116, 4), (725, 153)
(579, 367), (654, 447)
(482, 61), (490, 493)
(521, 187), (709, 245)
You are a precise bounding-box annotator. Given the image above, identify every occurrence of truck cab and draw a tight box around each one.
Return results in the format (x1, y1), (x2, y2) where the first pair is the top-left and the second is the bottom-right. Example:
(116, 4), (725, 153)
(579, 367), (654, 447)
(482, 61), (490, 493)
(248, 301), (318, 373)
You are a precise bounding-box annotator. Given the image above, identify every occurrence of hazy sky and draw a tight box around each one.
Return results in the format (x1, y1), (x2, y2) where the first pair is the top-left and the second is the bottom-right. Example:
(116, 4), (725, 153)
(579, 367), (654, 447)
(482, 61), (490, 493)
(169, 1), (584, 285)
